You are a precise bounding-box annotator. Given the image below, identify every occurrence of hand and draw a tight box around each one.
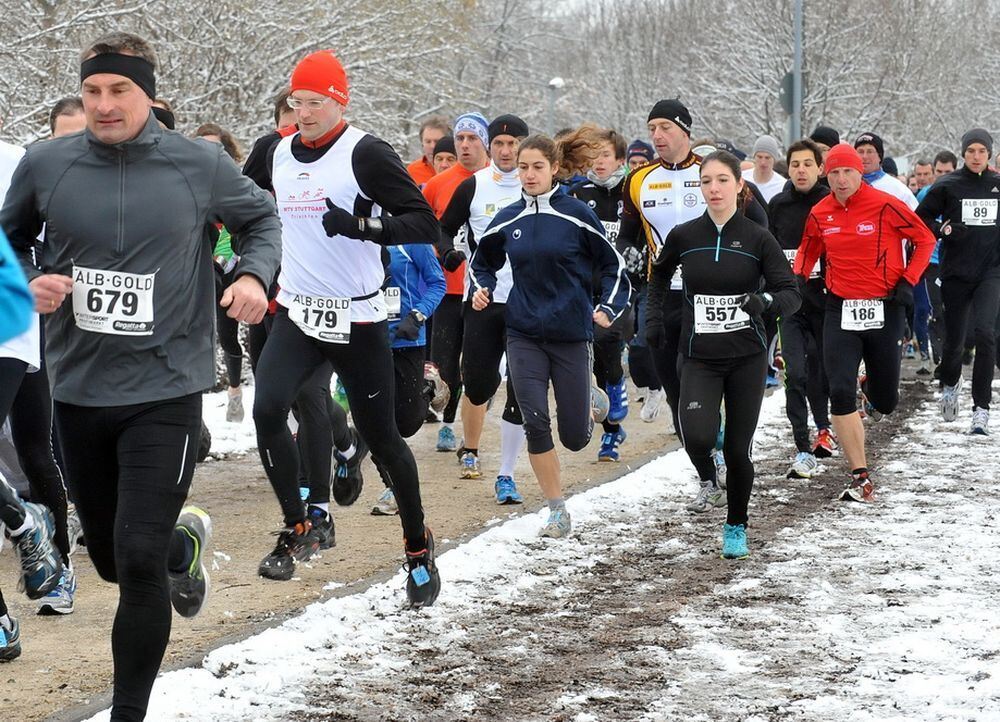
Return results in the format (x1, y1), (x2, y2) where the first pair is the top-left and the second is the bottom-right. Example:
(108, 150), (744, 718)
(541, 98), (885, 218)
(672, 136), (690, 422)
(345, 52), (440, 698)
(221, 274), (268, 324)
(394, 310), (423, 341)
(442, 248), (466, 272)
(322, 198), (365, 239)
(593, 309), (612, 328)
(738, 293), (768, 316)
(472, 287), (491, 311)
(888, 279), (913, 307)
(645, 322), (666, 349)
(29, 274), (74, 314)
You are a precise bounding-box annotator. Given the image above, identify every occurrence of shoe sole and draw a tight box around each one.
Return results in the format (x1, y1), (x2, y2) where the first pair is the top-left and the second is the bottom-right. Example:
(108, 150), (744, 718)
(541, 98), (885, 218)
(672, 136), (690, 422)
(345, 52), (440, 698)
(839, 489), (875, 503)
(258, 566), (294, 581)
(720, 552), (749, 560)
(496, 496), (523, 505)
(37, 600), (74, 616)
(787, 469), (814, 479)
(460, 470), (482, 479)
(0, 646), (22, 662)
(597, 456), (619, 462)
(813, 448), (834, 459)
(370, 507), (398, 516)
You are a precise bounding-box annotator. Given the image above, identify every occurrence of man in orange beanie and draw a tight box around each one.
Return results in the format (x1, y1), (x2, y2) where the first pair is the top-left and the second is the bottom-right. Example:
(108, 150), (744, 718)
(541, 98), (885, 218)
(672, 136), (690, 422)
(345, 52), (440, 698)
(248, 49), (442, 607)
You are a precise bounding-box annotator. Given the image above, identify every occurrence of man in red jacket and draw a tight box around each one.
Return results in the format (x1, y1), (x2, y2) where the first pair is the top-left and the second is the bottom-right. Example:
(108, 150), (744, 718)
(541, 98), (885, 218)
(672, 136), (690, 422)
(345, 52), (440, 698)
(795, 144), (934, 502)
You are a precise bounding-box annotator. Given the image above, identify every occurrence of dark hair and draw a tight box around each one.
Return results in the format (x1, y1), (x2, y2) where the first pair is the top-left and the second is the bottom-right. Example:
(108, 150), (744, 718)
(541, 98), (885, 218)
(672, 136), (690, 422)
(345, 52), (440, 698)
(49, 96), (84, 134)
(933, 150), (958, 168)
(519, 124), (604, 180)
(419, 115), (451, 141)
(786, 138), (824, 166)
(80, 31), (157, 67)
(595, 128), (627, 160)
(914, 158), (932, 169)
(194, 122), (244, 163)
(271, 87), (291, 127)
(700, 149), (742, 179)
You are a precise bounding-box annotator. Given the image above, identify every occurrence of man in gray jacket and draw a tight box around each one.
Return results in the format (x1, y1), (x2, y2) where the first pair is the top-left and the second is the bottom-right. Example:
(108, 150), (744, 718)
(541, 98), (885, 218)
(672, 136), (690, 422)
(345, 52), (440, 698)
(0, 31), (280, 721)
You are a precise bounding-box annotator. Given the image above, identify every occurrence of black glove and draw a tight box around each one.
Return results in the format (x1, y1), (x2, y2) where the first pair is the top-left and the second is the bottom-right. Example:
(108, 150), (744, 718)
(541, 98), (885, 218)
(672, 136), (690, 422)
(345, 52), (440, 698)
(645, 322), (666, 349)
(323, 198), (366, 239)
(394, 310), (424, 341)
(887, 279), (914, 307)
(738, 293), (768, 316)
(442, 249), (466, 272)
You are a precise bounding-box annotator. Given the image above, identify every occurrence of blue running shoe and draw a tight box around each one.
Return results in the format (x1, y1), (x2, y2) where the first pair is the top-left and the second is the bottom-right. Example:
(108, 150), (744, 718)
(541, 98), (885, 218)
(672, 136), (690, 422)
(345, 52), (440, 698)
(37, 566), (76, 615)
(597, 428), (627, 462)
(495, 476), (523, 505)
(436, 425), (457, 452)
(459, 449), (481, 479)
(0, 618), (20, 662)
(721, 523), (749, 559)
(606, 379), (629, 423)
(539, 508), (572, 538)
(765, 371), (780, 389)
(10, 502), (63, 600)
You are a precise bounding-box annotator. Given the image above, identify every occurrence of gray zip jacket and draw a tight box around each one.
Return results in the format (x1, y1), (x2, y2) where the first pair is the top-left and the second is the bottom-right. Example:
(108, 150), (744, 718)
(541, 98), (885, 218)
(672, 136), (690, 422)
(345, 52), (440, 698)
(0, 114), (281, 406)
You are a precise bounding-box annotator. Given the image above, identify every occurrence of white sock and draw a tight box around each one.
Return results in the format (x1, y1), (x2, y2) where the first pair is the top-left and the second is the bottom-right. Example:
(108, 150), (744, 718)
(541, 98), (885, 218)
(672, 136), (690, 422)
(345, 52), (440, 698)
(0, 614), (11, 632)
(310, 502), (330, 514)
(338, 442), (356, 461)
(498, 420), (526, 478)
(9, 513), (34, 538)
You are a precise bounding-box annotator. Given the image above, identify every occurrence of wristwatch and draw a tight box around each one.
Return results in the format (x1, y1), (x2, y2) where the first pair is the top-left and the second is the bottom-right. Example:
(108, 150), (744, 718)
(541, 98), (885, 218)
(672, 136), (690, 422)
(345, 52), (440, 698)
(411, 309), (426, 324)
(363, 217), (383, 237)
(762, 292), (774, 308)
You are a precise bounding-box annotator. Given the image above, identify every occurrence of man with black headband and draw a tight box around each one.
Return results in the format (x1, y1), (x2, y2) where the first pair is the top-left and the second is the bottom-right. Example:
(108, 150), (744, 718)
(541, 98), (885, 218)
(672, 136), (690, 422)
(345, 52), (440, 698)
(1, 31), (280, 721)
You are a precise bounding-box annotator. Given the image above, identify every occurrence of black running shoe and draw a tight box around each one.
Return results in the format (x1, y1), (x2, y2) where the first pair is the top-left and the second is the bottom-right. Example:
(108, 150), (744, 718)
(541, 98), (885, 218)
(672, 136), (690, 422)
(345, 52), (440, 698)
(169, 506), (212, 618)
(404, 527), (441, 608)
(307, 506), (336, 550)
(258, 521), (320, 581)
(332, 428), (368, 506)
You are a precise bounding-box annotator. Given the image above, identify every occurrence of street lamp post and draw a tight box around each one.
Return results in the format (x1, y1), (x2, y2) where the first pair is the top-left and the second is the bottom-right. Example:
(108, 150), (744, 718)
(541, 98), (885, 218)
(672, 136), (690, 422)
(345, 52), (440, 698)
(547, 77), (565, 135)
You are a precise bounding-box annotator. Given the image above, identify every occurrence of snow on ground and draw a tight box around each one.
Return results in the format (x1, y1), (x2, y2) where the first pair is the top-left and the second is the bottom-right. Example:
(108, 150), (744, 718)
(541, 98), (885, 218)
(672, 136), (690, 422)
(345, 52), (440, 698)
(84, 389), (1000, 721)
(201, 387), (259, 456)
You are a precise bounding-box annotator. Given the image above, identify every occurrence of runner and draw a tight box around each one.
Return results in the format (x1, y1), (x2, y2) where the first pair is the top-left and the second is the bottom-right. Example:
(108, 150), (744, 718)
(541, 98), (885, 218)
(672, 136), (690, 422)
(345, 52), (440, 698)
(767, 139), (836, 478)
(407, 116), (450, 188)
(432, 135), (457, 174)
(249, 50), (441, 607)
(626, 139), (654, 171)
(570, 128), (639, 461)
(436, 114), (529, 497)
(647, 149), (800, 558)
(742, 135), (787, 203)
(422, 112), (490, 452)
(795, 144), (934, 501)
(917, 129), (1000, 432)
(854, 132), (919, 209)
(471, 130), (631, 537)
(1, 32), (279, 717)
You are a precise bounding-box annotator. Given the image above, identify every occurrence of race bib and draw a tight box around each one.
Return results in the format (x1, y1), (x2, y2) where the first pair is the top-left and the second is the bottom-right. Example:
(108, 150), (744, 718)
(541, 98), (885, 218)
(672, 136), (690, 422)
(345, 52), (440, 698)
(453, 227), (470, 256)
(72, 266), (155, 336)
(384, 286), (401, 321)
(693, 294), (750, 334)
(961, 198), (998, 226)
(670, 266), (683, 291)
(784, 249), (821, 279)
(841, 299), (884, 331)
(602, 220), (621, 245)
(287, 294), (351, 343)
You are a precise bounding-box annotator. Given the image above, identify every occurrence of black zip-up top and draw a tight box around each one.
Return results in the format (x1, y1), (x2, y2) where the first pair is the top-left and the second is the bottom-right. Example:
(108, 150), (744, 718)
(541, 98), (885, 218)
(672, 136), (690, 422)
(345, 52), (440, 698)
(768, 181), (830, 311)
(569, 176), (647, 287)
(916, 166), (1000, 282)
(647, 211), (800, 359)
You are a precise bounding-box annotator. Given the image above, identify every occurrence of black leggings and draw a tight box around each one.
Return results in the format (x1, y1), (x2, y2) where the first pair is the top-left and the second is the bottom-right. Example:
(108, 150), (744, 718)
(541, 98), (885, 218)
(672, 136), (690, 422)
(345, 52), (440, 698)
(823, 297), (905, 416)
(215, 270), (243, 388)
(291, 361), (351, 505)
(651, 292), (683, 430)
(54, 394), (200, 722)
(253, 310), (425, 548)
(677, 352), (767, 527)
(430, 294), (464, 423)
(629, 287), (661, 391)
(594, 306), (633, 433)
(394, 345), (430, 438)
(939, 272), (1000, 409)
(779, 307), (831, 452)
(461, 301), (523, 425)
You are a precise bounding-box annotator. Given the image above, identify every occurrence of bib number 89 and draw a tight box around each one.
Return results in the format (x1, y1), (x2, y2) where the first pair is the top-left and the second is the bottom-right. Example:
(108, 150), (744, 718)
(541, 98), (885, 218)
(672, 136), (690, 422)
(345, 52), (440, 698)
(87, 288), (139, 316)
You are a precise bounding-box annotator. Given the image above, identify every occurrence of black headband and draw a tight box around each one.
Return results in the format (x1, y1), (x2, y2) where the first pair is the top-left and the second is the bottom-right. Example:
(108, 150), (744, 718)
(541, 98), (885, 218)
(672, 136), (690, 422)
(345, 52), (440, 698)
(81, 53), (156, 99)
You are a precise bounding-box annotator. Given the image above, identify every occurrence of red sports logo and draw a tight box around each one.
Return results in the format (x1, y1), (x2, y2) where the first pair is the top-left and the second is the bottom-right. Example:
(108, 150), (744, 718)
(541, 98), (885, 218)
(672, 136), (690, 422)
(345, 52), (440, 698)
(856, 221), (875, 235)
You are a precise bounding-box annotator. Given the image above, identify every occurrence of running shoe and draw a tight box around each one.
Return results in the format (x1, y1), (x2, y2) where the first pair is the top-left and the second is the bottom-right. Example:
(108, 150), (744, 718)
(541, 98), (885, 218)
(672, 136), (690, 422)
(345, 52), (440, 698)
(371, 488), (398, 516)
(591, 384), (610, 423)
(721, 523), (749, 559)
(916, 354), (933, 377)
(712, 449), (727, 489)
(225, 390), (244, 423)
(788, 451), (818, 479)
(606, 379), (629, 423)
(333, 427), (368, 506)
(0, 618), (20, 662)
(940, 378), (962, 422)
(38, 565), (76, 616)
(258, 520), (320, 581)
(10, 502), (63, 600)
(169, 506), (212, 617)
(538, 508), (572, 538)
(971, 406), (990, 436)
(858, 374), (883, 421)
(436, 426), (457, 452)
(813, 428), (837, 458)
(423, 362), (451, 414)
(458, 450), (481, 479)
(404, 527), (441, 608)
(494, 475), (523, 505)
(903, 340), (918, 359)
(65, 504), (84, 556)
(634, 386), (649, 404)
(597, 428), (627, 462)
(308, 506), (336, 550)
(640, 388), (667, 422)
(686, 481), (726, 513)
(765, 370), (781, 389)
(840, 471), (875, 503)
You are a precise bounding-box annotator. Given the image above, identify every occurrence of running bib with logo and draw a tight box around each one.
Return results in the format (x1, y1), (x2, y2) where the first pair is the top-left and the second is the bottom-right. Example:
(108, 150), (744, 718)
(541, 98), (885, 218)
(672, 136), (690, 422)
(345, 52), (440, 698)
(453, 227), (470, 256)
(961, 199), (998, 226)
(72, 266), (155, 336)
(384, 287), (401, 321)
(693, 294), (750, 334)
(602, 220), (621, 245)
(841, 299), (884, 331)
(783, 249), (821, 279)
(288, 294), (351, 343)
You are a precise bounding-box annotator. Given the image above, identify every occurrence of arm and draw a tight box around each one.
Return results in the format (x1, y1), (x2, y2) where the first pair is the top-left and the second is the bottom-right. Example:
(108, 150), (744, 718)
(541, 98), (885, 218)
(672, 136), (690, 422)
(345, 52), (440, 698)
(793, 213), (823, 279)
(887, 199), (936, 285)
(410, 244), (447, 318)
(583, 214), (632, 321)
(242, 131), (280, 193)
(618, 172), (645, 250)
(759, 230), (801, 318)
(915, 180), (947, 235)
(355, 136), (438, 245)
(435, 176), (475, 270)
(469, 223), (507, 295)
(646, 227), (681, 330)
(0, 157), (45, 281)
